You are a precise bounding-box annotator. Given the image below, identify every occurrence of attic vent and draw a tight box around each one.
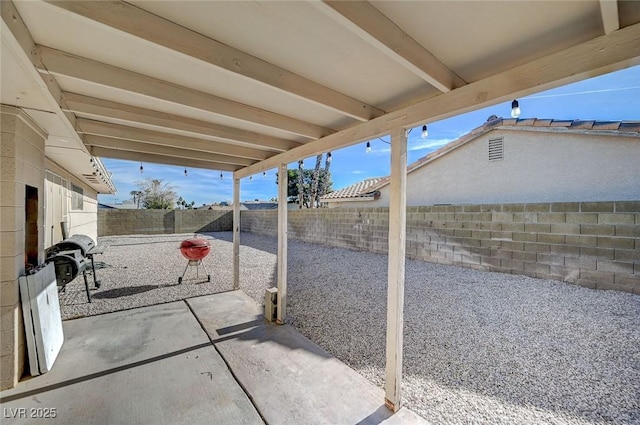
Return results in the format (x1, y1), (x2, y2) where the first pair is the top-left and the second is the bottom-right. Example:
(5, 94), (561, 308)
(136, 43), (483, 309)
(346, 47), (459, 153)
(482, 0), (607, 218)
(488, 137), (504, 161)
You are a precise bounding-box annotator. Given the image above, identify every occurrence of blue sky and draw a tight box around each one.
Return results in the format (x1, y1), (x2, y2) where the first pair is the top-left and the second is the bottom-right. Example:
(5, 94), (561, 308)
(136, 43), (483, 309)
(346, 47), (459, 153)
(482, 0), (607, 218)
(99, 65), (640, 206)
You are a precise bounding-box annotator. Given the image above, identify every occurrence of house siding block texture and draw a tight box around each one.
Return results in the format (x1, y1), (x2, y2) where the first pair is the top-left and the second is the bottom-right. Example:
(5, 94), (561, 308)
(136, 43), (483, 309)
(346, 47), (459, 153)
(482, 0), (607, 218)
(240, 202), (640, 294)
(1, 107), (46, 389)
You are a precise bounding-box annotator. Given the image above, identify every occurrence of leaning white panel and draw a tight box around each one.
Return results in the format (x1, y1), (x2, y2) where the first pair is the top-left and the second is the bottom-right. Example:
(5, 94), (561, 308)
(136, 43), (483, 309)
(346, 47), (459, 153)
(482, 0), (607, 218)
(18, 262), (64, 375)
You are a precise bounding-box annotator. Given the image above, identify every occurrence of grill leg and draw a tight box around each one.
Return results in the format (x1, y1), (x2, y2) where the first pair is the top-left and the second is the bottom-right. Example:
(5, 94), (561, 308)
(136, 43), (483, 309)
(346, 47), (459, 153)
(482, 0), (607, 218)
(82, 270), (92, 303)
(88, 254), (101, 289)
(179, 261), (191, 284)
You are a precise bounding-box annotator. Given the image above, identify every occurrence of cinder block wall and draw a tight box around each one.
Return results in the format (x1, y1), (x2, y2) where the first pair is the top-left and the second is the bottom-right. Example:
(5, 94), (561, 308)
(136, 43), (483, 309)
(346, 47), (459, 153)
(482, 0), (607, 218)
(240, 201), (640, 294)
(1, 106), (46, 389)
(98, 210), (232, 236)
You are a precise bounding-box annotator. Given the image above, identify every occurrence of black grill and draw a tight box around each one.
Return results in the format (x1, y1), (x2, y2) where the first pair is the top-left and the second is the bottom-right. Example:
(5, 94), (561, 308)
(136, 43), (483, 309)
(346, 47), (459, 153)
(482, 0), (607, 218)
(46, 235), (107, 303)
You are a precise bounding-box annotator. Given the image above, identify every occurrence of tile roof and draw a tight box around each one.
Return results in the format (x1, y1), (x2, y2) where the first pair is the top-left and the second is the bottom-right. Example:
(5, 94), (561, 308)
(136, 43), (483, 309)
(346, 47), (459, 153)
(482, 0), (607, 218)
(320, 177), (388, 200)
(367, 117), (640, 192)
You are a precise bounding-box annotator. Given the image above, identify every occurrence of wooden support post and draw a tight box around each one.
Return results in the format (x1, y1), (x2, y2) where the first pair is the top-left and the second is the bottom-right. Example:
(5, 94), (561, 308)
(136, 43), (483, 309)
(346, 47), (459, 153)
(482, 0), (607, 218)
(384, 127), (408, 412)
(232, 177), (240, 290)
(276, 163), (288, 324)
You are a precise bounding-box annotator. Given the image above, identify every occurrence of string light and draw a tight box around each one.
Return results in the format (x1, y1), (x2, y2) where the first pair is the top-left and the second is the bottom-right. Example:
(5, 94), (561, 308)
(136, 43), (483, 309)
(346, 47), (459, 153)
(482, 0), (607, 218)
(184, 167), (188, 177)
(263, 171), (266, 178)
(220, 172), (223, 180)
(421, 125), (428, 139)
(365, 141), (372, 153)
(140, 163), (144, 173)
(511, 99), (521, 118)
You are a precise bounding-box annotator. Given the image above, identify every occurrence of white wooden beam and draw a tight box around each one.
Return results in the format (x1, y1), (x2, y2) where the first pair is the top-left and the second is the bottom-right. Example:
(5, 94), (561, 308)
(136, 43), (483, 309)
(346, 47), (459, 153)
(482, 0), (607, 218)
(46, 0), (384, 122)
(599, 0), (619, 34)
(384, 127), (407, 412)
(314, 1), (465, 92)
(89, 147), (241, 172)
(276, 163), (288, 325)
(76, 119), (271, 161)
(234, 22), (640, 179)
(233, 178), (241, 291)
(63, 93), (303, 153)
(36, 46), (332, 140)
(0, 1), (85, 153)
(84, 135), (255, 167)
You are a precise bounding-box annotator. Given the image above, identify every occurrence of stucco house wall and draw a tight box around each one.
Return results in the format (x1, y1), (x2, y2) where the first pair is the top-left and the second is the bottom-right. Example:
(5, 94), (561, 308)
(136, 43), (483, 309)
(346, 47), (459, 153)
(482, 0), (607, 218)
(370, 128), (640, 207)
(45, 159), (99, 246)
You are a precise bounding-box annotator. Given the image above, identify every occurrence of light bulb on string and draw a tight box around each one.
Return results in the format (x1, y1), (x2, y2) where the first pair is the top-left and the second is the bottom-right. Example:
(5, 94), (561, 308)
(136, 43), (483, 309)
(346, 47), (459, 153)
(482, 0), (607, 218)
(220, 172), (223, 180)
(365, 141), (372, 153)
(511, 99), (521, 118)
(421, 125), (428, 139)
(184, 167), (188, 177)
(140, 163), (144, 173)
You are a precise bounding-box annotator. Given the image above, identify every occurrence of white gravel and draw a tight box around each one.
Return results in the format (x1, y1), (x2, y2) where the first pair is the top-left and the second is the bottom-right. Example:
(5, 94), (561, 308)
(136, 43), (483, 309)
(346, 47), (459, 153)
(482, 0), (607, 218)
(61, 232), (640, 424)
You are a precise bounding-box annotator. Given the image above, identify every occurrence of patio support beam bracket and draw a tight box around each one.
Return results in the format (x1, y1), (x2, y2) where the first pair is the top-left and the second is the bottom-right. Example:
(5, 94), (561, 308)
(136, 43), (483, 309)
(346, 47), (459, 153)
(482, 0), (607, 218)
(233, 178), (240, 291)
(599, 0), (619, 34)
(384, 126), (407, 412)
(276, 163), (288, 325)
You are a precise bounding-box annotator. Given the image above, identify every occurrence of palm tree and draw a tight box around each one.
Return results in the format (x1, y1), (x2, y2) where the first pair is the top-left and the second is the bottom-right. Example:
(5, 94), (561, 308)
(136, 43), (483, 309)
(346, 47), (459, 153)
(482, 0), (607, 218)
(310, 154), (323, 208)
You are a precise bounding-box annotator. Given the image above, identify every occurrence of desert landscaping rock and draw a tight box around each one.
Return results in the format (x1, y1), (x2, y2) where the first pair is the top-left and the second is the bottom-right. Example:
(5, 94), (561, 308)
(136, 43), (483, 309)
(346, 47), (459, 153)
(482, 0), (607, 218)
(60, 232), (640, 424)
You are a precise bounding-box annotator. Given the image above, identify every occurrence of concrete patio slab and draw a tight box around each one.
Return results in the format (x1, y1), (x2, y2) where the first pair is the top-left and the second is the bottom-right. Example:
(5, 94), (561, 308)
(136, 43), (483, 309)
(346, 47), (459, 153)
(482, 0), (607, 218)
(0, 301), (263, 425)
(187, 291), (428, 425)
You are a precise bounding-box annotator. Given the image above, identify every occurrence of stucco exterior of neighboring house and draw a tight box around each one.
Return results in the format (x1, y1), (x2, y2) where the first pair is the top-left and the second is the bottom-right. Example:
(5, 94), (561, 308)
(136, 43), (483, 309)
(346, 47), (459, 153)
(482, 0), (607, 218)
(326, 118), (640, 208)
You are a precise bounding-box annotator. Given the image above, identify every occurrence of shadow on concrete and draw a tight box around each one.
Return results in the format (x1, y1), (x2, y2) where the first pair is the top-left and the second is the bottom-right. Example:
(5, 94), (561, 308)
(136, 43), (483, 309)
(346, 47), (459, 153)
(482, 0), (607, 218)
(91, 285), (160, 299)
(0, 342), (211, 403)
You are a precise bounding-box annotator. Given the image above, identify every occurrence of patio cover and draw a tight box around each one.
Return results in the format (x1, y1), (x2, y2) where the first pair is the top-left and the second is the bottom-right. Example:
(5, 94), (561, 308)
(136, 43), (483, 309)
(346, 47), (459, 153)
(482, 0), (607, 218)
(2, 0), (640, 411)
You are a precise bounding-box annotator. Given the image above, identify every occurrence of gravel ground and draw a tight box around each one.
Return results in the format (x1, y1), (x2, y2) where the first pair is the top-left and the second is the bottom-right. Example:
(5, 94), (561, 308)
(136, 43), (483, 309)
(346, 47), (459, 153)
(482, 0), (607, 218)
(61, 232), (640, 424)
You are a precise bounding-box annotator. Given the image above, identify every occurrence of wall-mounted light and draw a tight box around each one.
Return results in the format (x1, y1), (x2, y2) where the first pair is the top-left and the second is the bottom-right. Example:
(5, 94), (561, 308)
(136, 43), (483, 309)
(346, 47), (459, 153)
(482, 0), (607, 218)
(365, 141), (372, 153)
(140, 163), (144, 173)
(511, 99), (521, 118)
(421, 125), (428, 139)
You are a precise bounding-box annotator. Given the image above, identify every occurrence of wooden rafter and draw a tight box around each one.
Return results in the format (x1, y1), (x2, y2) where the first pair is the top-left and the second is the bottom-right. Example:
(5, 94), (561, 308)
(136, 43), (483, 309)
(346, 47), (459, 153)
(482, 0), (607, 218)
(89, 147), (242, 172)
(36, 46), (333, 140)
(76, 119), (272, 161)
(84, 135), (256, 167)
(63, 93), (303, 153)
(46, 0), (385, 122)
(314, 1), (465, 92)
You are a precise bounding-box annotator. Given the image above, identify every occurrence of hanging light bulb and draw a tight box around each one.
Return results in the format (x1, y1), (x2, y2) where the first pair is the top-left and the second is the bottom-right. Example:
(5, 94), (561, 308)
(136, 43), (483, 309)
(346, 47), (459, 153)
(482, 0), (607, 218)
(220, 172), (223, 180)
(263, 171), (266, 178)
(421, 125), (428, 139)
(249, 175), (253, 181)
(366, 141), (372, 153)
(140, 163), (144, 173)
(511, 99), (521, 118)
(327, 152), (332, 158)
(184, 167), (188, 177)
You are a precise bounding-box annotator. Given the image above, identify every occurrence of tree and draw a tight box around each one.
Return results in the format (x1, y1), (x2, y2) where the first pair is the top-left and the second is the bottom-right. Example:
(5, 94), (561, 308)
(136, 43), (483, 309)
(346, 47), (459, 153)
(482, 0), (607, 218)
(278, 165), (332, 208)
(130, 190), (143, 209)
(136, 178), (177, 209)
(309, 154), (323, 208)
